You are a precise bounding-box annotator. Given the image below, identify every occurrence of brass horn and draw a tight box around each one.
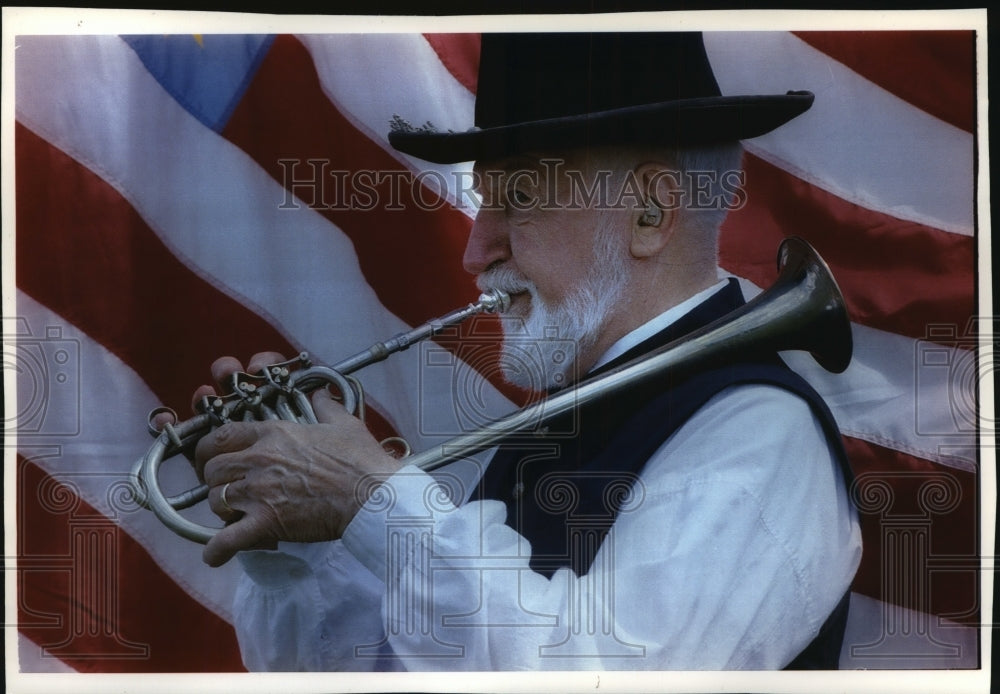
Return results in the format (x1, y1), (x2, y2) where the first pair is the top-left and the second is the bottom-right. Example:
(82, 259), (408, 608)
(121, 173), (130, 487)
(130, 289), (510, 543)
(132, 237), (852, 543)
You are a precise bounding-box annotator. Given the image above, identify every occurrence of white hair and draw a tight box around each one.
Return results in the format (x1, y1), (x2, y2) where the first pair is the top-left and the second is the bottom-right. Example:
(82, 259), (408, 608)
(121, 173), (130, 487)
(602, 140), (745, 237)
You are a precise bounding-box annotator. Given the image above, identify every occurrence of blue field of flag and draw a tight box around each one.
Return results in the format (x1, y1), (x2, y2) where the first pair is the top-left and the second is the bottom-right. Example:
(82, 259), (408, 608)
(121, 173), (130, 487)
(123, 34), (275, 132)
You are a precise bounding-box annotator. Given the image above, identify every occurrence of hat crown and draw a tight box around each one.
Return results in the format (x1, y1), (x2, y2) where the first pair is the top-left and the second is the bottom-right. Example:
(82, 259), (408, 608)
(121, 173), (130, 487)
(387, 31), (813, 164)
(474, 32), (722, 129)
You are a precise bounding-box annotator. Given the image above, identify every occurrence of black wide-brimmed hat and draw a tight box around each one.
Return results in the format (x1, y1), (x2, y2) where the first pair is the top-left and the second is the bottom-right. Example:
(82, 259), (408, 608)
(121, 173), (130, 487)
(388, 32), (813, 164)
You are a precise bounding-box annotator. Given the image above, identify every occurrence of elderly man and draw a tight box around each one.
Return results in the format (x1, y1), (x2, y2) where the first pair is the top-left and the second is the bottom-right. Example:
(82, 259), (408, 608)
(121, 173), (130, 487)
(193, 32), (861, 670)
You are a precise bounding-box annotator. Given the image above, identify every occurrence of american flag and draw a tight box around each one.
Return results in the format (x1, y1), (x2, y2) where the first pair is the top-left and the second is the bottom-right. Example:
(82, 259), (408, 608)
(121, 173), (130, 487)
(5, 8), (989, 681)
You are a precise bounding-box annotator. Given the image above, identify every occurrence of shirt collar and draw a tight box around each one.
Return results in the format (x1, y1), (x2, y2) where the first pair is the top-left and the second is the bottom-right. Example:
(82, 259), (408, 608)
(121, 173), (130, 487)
(590, 278), (731, 373)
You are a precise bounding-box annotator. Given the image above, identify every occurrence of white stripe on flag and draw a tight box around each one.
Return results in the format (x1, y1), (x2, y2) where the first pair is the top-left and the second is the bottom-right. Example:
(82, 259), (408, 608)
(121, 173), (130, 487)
(19, 633), (80, 673)
(704, 31), (974, 236)
(840, 592), (978, 669)
(298, 33), (477, 213)
(736, 278), (976, 472)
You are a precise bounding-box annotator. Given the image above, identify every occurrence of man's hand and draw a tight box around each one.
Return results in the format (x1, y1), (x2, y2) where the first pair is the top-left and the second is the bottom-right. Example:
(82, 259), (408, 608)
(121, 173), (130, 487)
(179, 353), (404, 567)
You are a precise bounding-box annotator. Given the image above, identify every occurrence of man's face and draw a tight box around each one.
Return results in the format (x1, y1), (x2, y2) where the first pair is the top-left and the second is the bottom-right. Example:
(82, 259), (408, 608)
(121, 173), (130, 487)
(466, 151), (632, 390)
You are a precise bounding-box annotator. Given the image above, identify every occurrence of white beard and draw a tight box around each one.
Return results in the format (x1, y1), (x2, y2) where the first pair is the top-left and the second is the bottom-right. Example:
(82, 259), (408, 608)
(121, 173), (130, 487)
(477, 224), (628, 391)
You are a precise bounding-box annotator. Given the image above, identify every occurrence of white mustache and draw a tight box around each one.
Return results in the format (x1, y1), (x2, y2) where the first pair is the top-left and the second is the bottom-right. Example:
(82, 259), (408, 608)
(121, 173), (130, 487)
(476, 265), (534, 296)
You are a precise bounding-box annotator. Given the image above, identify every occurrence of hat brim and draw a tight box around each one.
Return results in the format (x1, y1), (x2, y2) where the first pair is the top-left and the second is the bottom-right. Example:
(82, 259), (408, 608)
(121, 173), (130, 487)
(389, 92), (814, 164)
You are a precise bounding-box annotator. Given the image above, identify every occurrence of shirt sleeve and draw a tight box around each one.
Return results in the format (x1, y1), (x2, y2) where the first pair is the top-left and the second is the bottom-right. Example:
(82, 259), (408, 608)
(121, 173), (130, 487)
(234, 384), (862, 671)
(233, 539), (395, 671)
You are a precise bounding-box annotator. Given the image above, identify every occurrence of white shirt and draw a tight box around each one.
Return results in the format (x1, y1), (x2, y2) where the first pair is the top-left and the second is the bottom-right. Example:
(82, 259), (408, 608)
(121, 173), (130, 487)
(233, 299), (863, 671)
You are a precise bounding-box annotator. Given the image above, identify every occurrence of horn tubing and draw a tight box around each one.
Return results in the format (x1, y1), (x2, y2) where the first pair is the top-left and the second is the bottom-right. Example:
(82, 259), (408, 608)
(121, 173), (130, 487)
(137, 237), (851, 543)
(135, 289), (510, 543)
(330, 290), (511, 375)
(407, 236), (852, 473)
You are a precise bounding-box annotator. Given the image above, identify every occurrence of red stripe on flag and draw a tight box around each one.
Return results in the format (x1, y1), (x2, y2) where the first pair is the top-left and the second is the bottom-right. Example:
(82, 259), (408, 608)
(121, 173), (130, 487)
(15, 123), (295, 415)
(221, 35), (527, 405)
(793, 30), (976, 133)
(720, 153), (975, 341)
(844, 437), (979, 625)
(16, 456), (247, 672)
(423, 33), (480, 94)
(15, 122), (400, 445)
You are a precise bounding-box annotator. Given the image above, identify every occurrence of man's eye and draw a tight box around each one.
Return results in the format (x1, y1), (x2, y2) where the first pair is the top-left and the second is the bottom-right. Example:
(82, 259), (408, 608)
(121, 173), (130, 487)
(508, 187), (535, 208)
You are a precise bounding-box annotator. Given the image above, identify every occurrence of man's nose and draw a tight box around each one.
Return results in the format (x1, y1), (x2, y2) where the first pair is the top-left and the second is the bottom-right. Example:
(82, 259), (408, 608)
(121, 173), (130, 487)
(463, 208), (511, 275)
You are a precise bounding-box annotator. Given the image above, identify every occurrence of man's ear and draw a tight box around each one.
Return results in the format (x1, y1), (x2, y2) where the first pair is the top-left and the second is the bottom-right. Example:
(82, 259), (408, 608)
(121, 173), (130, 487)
(630, 163), (678, 259)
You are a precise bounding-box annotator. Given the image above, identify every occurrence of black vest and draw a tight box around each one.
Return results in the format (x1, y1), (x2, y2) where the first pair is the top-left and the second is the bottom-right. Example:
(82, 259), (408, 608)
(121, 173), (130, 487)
(473, 279), (853, 669)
